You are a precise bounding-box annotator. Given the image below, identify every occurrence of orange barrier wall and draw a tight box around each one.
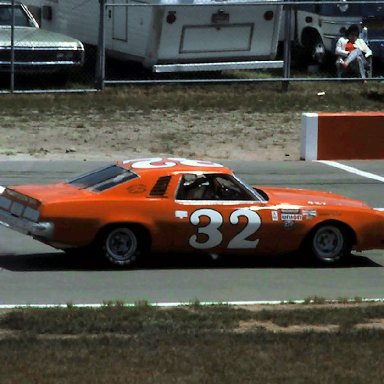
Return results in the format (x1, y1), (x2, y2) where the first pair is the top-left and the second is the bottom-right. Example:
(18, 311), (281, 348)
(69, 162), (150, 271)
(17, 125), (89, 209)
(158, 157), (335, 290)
(301, 112), (384, 160)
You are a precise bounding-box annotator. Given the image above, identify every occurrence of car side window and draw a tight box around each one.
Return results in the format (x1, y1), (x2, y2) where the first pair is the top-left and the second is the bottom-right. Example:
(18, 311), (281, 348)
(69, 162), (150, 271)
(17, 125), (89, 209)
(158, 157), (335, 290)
(15, 8), (30, 27)
(176, 174), (256, 201)
(177, 174), (215, 200)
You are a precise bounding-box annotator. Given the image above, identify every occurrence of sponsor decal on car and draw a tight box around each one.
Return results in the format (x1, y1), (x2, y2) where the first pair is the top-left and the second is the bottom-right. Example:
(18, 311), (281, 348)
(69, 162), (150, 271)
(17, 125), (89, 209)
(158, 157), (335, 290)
(126, 185), (147, 194)
(302, 209), (317, 219)
(308, 201), (326, 206)
(175, 210), (188, 219)
(272, 209), (311, 222)
(283, 220), (295, 230)
(281, 213), (303, 221)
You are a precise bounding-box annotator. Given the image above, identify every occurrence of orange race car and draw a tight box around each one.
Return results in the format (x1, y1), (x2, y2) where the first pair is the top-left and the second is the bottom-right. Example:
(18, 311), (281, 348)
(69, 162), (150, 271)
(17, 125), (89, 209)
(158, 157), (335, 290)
(0, 157), (383, 267)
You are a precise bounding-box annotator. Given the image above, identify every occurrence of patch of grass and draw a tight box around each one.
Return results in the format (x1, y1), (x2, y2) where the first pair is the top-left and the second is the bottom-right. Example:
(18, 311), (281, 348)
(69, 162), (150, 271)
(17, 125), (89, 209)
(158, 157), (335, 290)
(3, 303), (384, 335)
(303, 296), (328, 305)
(253, 305), (384, 328)
(0, 329), (383, 383)
(0, 82), (383, 115)
(0, 149), (16, 156)
(1, 305), (384, 382)
(0, 305), (250, 335)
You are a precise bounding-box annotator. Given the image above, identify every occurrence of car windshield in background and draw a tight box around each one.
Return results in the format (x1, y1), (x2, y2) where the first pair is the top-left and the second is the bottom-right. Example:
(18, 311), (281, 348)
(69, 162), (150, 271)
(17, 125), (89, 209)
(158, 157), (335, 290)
(297, 1), (362, 16)
(68, 165), (138, 192)
(0, 5), (31, 27)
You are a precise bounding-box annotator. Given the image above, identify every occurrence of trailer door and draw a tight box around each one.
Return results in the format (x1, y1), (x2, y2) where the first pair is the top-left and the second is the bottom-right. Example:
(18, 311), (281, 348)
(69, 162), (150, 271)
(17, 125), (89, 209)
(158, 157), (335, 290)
(112, 0), (128, 42)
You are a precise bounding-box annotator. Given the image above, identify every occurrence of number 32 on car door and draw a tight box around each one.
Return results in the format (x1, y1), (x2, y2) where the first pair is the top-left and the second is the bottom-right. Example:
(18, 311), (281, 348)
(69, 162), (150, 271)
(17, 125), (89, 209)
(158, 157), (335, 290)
(188, 208), (261, 250)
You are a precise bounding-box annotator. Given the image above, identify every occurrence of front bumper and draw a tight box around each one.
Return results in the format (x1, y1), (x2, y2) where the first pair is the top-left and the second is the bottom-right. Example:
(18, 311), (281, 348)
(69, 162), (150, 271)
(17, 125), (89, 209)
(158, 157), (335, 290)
(0, 60), (84, 74)
(0, 47), (85, 73)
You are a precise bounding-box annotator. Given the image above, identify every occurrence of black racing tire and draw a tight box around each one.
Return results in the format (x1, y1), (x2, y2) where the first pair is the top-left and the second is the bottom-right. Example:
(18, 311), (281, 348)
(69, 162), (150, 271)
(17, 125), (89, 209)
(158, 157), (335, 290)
(102, 226), (142, 267)
(306, 224), (352, 264)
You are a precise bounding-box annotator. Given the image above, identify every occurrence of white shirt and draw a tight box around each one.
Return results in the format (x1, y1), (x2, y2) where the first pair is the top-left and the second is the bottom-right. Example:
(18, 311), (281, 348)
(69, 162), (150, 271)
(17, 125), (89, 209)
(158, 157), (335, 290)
(335, 37), (372, 59)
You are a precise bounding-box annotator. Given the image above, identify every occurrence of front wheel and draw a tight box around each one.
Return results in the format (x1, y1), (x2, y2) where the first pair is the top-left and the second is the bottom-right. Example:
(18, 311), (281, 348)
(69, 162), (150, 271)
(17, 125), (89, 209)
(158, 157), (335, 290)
(102, 227), (141, 267)
(307, 224), (352, 264)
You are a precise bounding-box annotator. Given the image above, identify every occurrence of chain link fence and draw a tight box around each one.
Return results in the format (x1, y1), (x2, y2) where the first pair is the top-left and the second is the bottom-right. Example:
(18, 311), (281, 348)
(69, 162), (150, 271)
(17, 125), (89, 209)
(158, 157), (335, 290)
(1, 0), (383, 92)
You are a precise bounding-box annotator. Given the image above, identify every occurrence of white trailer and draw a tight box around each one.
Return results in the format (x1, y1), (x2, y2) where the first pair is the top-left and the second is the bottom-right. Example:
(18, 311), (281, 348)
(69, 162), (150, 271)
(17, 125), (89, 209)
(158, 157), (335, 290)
(25, 0), (284, 72)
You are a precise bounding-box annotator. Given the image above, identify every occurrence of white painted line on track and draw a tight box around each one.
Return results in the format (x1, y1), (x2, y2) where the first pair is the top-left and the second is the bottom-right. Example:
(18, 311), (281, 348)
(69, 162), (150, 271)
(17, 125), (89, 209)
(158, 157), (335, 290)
(1, 299), (384, 309)
(316, 160), (384, 183)
(315, 161), (384, 211)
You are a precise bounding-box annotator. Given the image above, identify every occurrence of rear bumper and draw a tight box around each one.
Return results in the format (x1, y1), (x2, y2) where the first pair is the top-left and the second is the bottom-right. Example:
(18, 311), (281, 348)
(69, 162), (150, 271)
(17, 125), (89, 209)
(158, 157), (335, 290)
(153, 60), (284, 73)
(0, 208), (53, 239)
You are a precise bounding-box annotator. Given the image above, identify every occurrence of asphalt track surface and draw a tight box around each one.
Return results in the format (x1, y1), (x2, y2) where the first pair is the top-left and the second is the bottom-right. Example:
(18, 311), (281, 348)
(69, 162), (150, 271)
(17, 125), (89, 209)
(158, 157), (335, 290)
(0, 159), (384, 306)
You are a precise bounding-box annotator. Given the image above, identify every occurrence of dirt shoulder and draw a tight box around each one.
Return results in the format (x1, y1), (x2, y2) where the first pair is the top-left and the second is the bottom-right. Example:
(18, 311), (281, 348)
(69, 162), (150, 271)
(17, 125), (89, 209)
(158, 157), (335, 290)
(2, 82), (383, 162)
(0, 109), (301, 161)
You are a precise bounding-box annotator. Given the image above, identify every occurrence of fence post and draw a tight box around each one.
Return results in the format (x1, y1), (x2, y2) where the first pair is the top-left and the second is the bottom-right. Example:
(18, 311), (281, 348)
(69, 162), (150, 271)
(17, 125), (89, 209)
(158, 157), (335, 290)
(96, 0), (106, 90)
(282, 1), (292, 92)
(10, 0), (15, 93)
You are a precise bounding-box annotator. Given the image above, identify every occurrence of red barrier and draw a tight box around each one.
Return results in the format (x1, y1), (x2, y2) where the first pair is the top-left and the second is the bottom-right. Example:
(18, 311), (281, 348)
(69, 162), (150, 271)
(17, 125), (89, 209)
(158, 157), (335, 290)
(301, 112), (384, 160)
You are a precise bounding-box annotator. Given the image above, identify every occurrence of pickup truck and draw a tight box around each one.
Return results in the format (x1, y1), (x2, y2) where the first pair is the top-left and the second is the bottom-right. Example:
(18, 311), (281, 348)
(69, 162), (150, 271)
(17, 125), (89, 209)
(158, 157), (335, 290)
(0, 1), (84, 74)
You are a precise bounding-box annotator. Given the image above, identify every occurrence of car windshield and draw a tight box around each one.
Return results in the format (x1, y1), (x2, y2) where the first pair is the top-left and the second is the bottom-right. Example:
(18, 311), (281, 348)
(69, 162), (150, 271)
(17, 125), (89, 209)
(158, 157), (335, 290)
(68, 165), (138, 192)
(0, 5), (32, 27)
(297, 1), (361, 16)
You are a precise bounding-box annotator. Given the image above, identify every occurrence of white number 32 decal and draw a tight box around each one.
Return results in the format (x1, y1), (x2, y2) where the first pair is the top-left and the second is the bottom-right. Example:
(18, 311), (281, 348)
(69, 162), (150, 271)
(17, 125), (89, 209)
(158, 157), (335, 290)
(189, 208), (261, 250)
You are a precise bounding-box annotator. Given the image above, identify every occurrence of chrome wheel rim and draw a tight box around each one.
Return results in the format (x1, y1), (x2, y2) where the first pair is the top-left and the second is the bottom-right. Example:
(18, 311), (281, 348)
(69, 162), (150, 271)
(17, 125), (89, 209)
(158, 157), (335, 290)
(105, 228), (138, 263)
(313, 226), (344, 262)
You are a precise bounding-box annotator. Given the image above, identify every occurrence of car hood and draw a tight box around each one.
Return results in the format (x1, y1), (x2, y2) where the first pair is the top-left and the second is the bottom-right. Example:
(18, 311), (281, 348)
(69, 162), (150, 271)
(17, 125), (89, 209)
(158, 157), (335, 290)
(0, 27), (83, 48)
(257, 186), (369, 208)
(5, 183), (90, 205)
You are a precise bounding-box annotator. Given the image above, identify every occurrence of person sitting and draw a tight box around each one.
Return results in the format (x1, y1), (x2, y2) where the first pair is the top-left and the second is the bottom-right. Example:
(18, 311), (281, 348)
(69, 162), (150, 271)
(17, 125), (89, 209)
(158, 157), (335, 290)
(335, 25), (372, 82)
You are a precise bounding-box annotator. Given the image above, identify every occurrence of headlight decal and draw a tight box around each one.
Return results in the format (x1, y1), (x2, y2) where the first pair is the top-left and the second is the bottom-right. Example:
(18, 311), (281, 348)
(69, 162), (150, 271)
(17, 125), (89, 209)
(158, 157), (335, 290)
(10, 202), (24, 217)
(23, 206), (40, 222)
(0, 196), (11, 210)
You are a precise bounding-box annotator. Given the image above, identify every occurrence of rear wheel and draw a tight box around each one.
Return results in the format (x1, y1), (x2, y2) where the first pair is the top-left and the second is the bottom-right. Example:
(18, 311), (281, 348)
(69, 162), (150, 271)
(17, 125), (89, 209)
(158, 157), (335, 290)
(102, 227), (142, 267)
(307, 224), (352, 264)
